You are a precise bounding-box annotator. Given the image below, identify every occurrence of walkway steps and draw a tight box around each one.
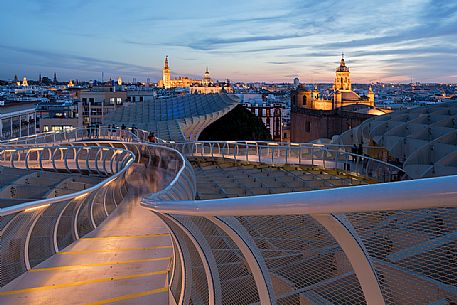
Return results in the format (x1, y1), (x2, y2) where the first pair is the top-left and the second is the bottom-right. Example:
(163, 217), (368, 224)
(0, 165), (172, 305)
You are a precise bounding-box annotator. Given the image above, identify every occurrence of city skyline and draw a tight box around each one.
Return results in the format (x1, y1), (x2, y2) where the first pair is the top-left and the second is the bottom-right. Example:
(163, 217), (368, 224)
(1, 0), (456, 83)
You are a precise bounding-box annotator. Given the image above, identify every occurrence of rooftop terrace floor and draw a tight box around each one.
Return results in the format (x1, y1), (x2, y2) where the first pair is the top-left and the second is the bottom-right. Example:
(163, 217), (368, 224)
(191, 158), (369, 200)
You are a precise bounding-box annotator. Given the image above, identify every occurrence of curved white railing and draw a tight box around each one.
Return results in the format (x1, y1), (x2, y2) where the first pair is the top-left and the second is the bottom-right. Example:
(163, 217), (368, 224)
(163, 140), (406, 183)
(144, 174), (457, 216)
(0, 127), (141, 145)
(6, 127), (452, 305)
(0, 145), (135, 216)
(143, 174), (457, 305)
(0, 140), (195, 289)
(0, 145), (137, 286)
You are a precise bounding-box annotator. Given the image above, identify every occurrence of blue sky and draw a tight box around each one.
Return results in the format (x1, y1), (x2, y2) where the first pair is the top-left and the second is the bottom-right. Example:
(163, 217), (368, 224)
(1, 0), (456, 83)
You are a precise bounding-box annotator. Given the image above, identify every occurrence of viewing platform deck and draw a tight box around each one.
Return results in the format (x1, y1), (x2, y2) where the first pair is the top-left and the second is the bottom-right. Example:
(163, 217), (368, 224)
(0, 165), (172, 305)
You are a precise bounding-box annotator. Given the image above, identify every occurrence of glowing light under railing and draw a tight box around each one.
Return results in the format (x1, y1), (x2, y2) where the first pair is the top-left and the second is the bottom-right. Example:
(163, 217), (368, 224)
(104, 179), (116, 187)
(24, 204), (50, 212)
(74, 193), (89, 201)
(245, 141), (257, 144)
(313, 144), (325, 147)
(3, 149), (16, 152)
(9, 138), (18, 141)
(29, 148), (44, 152)
(226, 141), (236, 144)
(268, 142), (279, 146)
(290, 143), (300, 146)
(102, 148), (110, 151)
(169, 141), (176, 144)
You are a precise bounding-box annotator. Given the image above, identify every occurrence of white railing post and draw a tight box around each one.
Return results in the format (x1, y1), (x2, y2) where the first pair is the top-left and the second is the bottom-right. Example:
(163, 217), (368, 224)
(271, 147), (274, 164)
(335, 150), (339, 170)
(258, 146), (262, 163)
(285, 146), (289, 164)
(246, 143), (249, 161)
(209, 216), (275, 305)
(313, 214), (386, 305)
(311, 147), (314, 166)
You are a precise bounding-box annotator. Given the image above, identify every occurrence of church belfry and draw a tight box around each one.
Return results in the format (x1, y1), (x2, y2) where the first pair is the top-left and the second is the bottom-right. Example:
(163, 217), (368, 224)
(162, 56), (171, 89)
(334, 53), (352, 91)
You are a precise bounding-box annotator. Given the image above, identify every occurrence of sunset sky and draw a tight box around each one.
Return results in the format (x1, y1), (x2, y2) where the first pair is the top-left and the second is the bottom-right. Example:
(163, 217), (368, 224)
(1, 0), (456, 83)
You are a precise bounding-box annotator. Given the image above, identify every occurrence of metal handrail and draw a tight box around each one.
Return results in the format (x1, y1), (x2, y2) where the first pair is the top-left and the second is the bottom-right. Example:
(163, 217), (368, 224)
(0, 126), (141, 145)
(0, 145), (135, 216)
(0, 139), (192, 289)
(41, 140), (197, 204)
(1, 127), (378, 153)
(140, 145), (456, 305)
(1, 127), (455, 304)
(164, 139), (382, 150)
(162, 141), (405, 182)
(143, 174), (456, 216)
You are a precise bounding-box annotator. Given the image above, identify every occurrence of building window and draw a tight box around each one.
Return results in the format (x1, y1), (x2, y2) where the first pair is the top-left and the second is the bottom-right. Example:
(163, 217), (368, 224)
(305, 121), (311, 133)
(140, 96), (143, 102)
(110, 98), (115, 104)
(89, 98), (95, 104)
(116, 98), (122, 105)
(43, 125), (49, 132)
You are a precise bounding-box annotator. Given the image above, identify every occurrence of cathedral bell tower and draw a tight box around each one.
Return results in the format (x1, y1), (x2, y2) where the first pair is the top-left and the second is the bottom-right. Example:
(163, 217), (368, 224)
(202, 67), (211, 86)
(162, 56), (171, 89)
(334, 53), (352, 91)
(368, 85), (375, 106)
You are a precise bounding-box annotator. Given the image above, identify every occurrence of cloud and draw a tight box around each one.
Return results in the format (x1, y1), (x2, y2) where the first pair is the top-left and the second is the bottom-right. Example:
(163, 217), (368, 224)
(352, 46), (457, 57)
(0, 44), (160, 78)
(267, 61), (300, 65)
(123, 40), (163, 47)
(187, 33), (306, 51)
(2, 0), (457, 82)
(207, 44), (307, 55)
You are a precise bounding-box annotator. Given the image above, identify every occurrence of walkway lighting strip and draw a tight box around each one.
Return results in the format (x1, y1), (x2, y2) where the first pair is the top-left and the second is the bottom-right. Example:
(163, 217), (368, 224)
(24, 204), (50, 212)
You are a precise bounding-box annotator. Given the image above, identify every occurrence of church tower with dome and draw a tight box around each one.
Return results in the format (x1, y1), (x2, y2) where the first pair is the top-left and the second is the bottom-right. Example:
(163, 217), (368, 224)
(290, 54), (388, 143)
(292, 54), (376, 112)
(202, 67), (211, 87)
(157, 56), (233, 93)
(333, 53), (352, 91)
